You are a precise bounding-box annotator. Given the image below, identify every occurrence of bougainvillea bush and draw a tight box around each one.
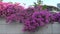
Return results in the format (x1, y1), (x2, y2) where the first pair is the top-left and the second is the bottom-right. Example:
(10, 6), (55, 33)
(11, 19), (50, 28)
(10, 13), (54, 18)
(0, 2), (60, 32)
(23, 10), (51, 32)
(52, 12), (60, 23)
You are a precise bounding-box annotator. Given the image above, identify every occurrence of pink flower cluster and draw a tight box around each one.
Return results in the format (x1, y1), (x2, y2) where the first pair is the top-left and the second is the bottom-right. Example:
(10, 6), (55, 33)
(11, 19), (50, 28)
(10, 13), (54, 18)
(23, 10), (52, 32)
(52, 12), (60, 23)
(0, 2), (24, 18)
(0, 2), (60, 32)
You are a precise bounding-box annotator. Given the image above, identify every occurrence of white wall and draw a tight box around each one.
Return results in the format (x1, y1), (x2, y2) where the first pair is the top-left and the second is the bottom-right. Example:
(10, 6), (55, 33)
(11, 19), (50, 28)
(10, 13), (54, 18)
(0, 18), (60, 34)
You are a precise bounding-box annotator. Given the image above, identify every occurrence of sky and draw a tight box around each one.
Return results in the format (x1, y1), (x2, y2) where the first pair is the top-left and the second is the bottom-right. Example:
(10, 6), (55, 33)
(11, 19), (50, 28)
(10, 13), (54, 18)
(3, 0), (60, 7)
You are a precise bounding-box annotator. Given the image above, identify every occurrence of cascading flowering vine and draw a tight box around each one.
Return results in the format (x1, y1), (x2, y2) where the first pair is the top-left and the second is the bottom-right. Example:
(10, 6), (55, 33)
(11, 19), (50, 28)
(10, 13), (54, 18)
(0, 2), (60, 32)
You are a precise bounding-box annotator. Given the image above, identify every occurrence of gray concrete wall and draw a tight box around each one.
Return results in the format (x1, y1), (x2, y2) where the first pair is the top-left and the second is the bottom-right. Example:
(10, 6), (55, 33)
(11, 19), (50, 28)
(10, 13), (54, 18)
(0, 18), (60, 34)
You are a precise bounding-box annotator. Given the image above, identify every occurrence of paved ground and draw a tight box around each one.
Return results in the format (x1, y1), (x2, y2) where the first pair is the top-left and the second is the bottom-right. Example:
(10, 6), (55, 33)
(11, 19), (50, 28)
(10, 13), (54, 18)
(0, 18), (60, 34)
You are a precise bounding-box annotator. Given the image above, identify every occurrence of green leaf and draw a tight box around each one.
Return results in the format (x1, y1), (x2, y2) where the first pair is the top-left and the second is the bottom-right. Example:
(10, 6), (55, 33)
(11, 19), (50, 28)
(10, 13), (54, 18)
(37, 0), (42, 5)
(42, 5), (47, 10)
(33, 2), (37, 7)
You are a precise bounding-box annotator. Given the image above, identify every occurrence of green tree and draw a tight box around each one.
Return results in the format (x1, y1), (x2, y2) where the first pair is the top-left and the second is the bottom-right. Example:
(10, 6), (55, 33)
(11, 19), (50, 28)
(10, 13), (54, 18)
(42, 5), (47, 10)
(37, 0), (42, 5)
(33, 0), (47, 10)
(33, 0), (42, 6)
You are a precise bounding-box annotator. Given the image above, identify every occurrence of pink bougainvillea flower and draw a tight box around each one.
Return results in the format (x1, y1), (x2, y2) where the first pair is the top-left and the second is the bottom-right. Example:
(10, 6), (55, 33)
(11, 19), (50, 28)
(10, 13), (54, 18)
(0, 2), (59, 32)
(0, 2), (7, 11)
